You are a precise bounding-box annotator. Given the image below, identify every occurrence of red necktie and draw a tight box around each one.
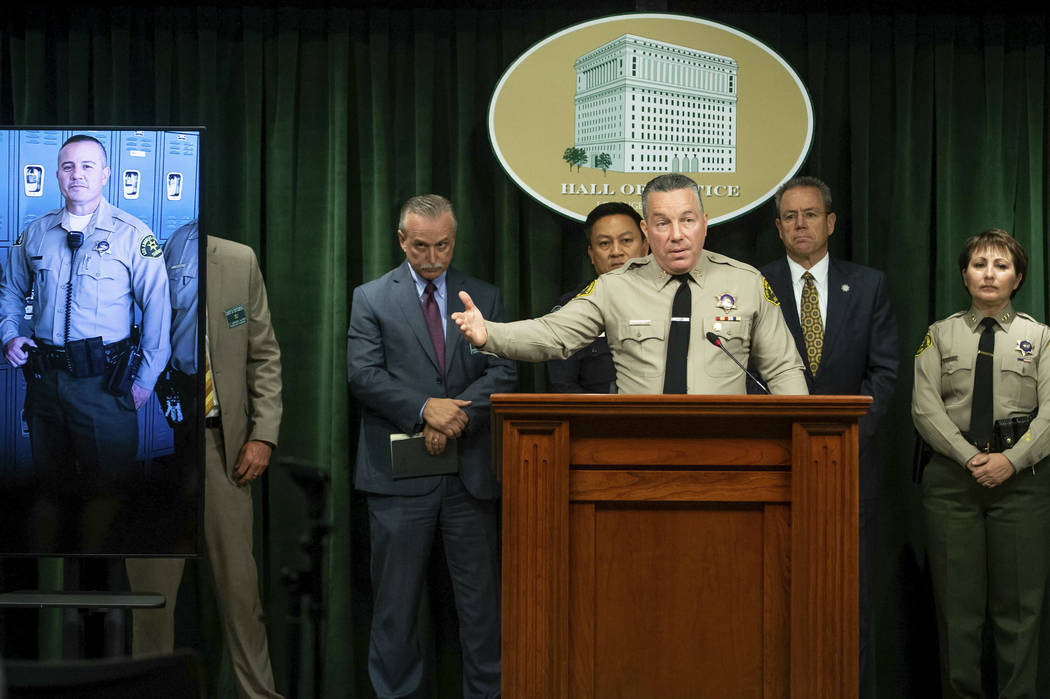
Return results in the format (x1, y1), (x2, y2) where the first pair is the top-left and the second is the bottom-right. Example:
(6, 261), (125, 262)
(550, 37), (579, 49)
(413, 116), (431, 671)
(422, 281), (445, 378)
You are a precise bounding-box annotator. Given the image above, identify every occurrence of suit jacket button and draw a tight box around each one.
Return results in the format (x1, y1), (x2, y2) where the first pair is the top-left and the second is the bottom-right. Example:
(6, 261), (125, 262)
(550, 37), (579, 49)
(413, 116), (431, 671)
(436, 377), (443, 384)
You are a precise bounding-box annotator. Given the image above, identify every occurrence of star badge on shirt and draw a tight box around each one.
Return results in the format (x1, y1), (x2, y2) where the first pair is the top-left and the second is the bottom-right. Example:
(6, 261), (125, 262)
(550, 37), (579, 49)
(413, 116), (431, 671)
(1016, 339), (1035, 363)
(715, 292), (737, 312)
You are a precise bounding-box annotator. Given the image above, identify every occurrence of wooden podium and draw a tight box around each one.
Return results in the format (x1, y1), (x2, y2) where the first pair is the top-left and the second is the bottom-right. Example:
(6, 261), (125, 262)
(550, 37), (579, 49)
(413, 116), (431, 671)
(492, 394), (871, 699)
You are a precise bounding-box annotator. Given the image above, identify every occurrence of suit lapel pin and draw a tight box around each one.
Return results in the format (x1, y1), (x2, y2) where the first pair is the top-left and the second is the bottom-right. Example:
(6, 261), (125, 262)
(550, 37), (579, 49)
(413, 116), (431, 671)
(841, 283), (850, 293)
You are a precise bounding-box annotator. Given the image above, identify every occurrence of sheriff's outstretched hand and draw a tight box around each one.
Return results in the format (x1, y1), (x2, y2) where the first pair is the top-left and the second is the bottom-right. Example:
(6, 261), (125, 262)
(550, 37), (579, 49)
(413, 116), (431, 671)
(452, 290), (488, 348)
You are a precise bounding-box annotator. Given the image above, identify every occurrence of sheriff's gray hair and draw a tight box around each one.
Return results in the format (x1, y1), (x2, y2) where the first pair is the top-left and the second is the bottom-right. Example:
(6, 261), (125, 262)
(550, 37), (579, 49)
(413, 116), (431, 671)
(641, 174), (703, 219)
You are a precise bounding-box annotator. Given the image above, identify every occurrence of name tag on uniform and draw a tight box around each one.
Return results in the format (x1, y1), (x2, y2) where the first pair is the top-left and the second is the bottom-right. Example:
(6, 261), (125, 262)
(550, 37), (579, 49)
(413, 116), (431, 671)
(628, 319), (652, 326)
(224, 304), (247, 328)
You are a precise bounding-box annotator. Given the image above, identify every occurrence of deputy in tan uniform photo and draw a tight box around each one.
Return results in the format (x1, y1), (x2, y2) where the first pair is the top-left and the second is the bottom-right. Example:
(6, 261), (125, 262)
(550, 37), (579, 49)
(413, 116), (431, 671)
(452, 173), (807, 395)
(912, 228), (1050, 698)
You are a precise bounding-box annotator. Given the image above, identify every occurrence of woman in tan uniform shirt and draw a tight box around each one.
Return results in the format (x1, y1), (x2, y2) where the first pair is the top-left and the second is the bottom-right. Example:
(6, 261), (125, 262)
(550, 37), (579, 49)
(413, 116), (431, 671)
(913, 229), (1050, 699)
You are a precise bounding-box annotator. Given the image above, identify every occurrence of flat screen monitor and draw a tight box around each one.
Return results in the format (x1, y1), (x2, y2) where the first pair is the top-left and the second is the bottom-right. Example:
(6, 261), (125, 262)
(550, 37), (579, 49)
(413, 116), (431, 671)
(0, 127), (203, 557)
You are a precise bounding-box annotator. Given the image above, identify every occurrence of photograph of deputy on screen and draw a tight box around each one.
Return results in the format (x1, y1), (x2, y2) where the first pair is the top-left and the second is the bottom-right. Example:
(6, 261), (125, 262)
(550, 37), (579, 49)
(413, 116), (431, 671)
(0, 134), (171, 553)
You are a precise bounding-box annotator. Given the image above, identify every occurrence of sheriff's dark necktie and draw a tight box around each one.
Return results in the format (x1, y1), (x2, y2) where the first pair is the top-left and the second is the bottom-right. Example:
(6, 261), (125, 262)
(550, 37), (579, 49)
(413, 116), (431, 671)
(968, 316), (996, 450)
(663, 274), (691, 394)
(422, 281), (445, 378)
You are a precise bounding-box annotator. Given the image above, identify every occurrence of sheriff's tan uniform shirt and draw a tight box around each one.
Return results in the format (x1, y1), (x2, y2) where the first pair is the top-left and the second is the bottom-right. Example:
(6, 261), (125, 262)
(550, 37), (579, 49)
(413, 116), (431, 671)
(484, 251), (807, 395)
(912, 303), (1050, 472)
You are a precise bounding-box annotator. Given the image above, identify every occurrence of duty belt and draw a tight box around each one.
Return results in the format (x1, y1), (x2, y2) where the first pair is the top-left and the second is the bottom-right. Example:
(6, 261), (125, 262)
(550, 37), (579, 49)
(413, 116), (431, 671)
(961, 411), (1038, 453)
(34, 338), (131, 375)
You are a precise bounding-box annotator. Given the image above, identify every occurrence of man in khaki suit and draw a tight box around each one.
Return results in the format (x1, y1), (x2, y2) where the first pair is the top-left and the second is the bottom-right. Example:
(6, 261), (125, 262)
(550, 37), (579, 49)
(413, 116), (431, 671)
(126, 221), (283, 699)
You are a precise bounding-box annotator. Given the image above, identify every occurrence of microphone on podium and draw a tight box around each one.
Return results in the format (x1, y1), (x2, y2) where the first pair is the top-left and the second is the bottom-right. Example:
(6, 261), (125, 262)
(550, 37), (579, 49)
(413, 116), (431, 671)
(705, 331), (769, 394)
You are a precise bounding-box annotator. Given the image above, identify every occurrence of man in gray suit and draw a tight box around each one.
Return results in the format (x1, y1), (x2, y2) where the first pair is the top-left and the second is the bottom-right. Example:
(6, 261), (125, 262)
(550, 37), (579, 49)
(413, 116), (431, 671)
(347, 194), (516, 699)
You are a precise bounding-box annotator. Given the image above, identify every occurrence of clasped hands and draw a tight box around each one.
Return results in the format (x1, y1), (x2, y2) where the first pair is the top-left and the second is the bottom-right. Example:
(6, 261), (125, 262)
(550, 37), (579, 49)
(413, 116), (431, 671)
(422, 397), (472, 456)
(966, 451), (1015, 488)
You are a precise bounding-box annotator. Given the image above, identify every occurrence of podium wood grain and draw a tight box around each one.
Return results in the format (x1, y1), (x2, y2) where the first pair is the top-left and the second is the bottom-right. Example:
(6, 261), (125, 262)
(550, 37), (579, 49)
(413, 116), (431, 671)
(494, 394), (868, 699)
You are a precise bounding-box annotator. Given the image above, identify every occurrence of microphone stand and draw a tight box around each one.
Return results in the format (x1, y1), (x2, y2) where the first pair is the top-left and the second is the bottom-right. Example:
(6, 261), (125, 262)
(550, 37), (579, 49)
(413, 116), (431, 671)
(705, 331), (770, 394)
(280, 460), (331, 699)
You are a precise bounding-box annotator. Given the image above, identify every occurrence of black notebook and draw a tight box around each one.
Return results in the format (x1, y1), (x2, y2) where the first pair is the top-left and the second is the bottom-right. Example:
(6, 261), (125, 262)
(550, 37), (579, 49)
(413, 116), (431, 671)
(390, 433), (459, 479)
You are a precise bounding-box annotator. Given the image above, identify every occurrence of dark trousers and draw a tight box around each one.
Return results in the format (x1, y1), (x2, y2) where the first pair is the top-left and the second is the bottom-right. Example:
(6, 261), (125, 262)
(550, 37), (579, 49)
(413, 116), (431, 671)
(25, 368), (138, 553)
(923, 454), (1050, 699)
(367, 477), (501, 699)
(859, 496), (877, 699)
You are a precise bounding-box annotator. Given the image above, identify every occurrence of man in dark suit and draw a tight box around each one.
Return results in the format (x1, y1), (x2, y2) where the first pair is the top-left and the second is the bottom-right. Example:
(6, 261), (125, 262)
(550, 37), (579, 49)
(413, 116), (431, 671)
(546, 202), (648, 393)
(755, 176), (898, 698)
(347, 194), (517, 699)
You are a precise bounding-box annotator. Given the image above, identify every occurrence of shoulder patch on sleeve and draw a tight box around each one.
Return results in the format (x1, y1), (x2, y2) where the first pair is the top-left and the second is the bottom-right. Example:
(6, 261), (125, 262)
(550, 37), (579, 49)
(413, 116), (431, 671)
(139, 234), (163, 258)
(762, 277), (780, 306)
(915, 332), (932, 357)
(575, 280), (596, 298)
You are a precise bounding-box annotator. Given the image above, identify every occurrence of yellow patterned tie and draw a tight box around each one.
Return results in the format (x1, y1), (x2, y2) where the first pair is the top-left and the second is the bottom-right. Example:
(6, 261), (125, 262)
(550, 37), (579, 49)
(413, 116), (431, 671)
(800, 272), (823, 375)
(204, 351), (215, 415)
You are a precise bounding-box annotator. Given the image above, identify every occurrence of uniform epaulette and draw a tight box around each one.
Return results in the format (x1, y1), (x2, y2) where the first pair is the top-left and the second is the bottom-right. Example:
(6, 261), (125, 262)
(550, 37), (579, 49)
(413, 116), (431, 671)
(616, 256), (650, 273)
(112, 211), (152, 233)
(1016, 311), (1040, 324)
(703, 250), (759, 275)
(929, 311), (966, 331)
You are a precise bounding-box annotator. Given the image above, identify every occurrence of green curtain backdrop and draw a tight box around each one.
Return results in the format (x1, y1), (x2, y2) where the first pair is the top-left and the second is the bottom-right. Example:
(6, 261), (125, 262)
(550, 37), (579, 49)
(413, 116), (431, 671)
(2, 3), (1049, 696)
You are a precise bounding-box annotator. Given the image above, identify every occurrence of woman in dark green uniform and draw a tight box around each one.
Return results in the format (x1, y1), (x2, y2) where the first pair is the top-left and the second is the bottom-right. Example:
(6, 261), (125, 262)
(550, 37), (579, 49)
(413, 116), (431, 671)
(913, 229), (1050, 698)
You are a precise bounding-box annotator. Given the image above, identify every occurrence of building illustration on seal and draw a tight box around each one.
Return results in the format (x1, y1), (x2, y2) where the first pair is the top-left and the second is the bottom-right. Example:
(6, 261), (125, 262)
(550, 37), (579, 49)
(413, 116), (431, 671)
(572, 34), (738, 174)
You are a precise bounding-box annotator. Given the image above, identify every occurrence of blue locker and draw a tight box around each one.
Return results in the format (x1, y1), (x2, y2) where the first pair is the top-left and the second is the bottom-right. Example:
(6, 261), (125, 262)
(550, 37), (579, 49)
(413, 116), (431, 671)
(13, 369), (31, 469)
(157, 132), (199, 240)
(0, 130), (12, 244)
(135, 399), (149, 462)
(115, 130), (160, 233)
(0, 368), (9, 472)
(143, 398), (175, 464)
(16, 130), (64, 230)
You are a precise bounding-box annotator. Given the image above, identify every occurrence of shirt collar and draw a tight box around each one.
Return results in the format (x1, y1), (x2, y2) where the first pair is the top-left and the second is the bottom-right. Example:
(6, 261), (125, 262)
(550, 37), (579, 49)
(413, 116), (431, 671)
(966, 303), (1015, 331)
(786, 252), (829, 286)
(650, 252), (706, 290)
(60, 197), (116, 235)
